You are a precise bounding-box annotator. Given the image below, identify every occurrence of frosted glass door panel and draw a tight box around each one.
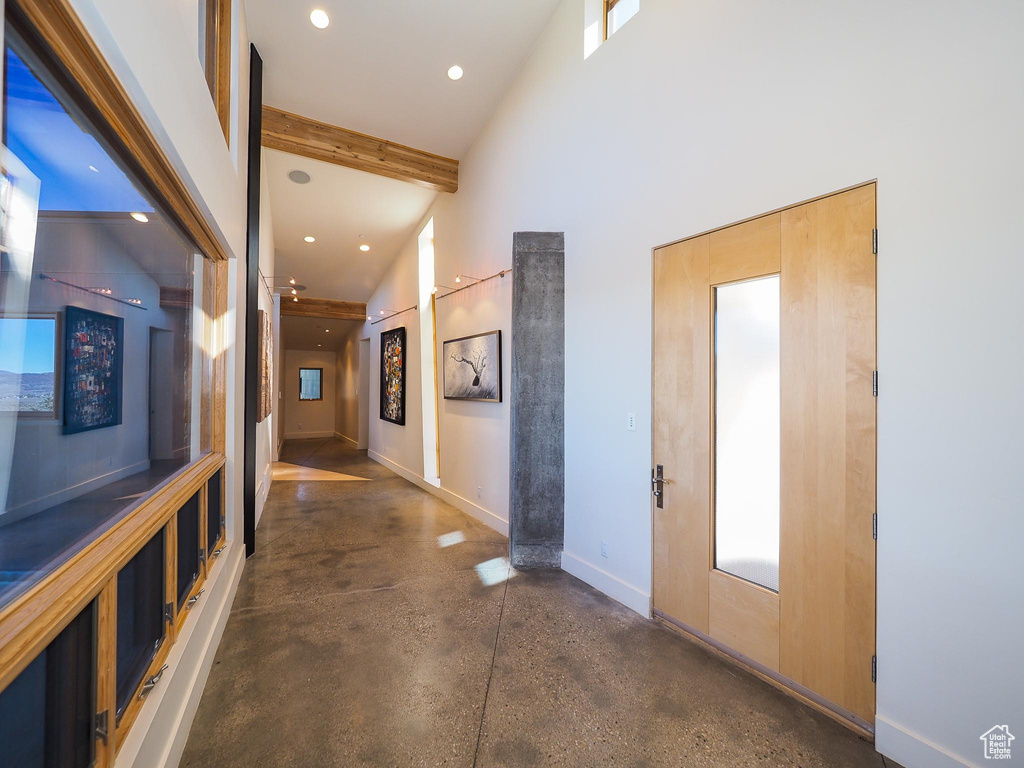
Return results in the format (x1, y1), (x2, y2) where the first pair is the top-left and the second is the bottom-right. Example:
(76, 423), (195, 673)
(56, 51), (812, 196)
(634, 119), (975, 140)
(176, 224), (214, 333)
(714, 276), (780, 591)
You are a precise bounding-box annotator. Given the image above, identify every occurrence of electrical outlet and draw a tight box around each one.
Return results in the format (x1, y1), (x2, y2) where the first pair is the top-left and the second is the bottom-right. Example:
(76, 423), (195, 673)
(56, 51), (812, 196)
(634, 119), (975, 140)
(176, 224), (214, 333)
(627, 412), (636, 431)
(600, 541), (608, 558)
(476, 486), (482, 500)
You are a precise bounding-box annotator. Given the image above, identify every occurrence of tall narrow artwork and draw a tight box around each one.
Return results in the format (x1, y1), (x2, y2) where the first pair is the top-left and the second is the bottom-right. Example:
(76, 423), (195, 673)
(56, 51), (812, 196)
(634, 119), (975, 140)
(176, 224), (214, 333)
(63, 306), (123, 434)
(257, 309), (273, 422)
(443, 330), (501, 402)
(380, 327), (406, 425)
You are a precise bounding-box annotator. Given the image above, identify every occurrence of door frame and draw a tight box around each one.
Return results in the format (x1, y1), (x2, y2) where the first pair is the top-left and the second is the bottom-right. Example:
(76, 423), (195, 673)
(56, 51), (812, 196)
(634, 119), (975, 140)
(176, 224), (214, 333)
(649, 179), (878, 739)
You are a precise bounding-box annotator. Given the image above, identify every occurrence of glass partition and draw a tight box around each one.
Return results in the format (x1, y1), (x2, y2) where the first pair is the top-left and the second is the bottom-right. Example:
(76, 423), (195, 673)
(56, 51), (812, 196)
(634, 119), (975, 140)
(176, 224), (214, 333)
(713, 276), (781, 592)
(0, 25), (210, 610)
(176, 492), (201, 608)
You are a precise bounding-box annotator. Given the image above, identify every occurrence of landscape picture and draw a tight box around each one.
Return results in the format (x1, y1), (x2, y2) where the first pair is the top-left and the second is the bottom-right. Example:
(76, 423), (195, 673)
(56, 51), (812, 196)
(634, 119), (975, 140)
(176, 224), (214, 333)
(63, 306), (123, 434)
(0, 316), (57, 414)
(380, 326), (406, 425)
(443, 330), (501, 402)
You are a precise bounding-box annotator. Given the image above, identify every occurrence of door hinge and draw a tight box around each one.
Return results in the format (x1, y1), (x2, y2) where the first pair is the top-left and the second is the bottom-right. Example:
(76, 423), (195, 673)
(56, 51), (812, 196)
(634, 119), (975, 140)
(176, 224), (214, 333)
(871, 655), (877, 683)
(872, 228), (878, 255)
(873, 513), (878, 540)
(164, 601), (174, 624)
(872, 370), (878, 397)
(95, 709), (109, 745)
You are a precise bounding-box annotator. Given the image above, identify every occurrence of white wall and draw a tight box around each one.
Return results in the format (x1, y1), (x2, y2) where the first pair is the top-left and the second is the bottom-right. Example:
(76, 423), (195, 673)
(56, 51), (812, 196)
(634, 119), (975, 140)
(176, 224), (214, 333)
(334, 324), (361, 444)
(363, 1), (1024, 766)
(254, 151), (276, 525)
(283, 350), (336, 439)
(61, 1), (251, 766)
(365, 237), (424, 477)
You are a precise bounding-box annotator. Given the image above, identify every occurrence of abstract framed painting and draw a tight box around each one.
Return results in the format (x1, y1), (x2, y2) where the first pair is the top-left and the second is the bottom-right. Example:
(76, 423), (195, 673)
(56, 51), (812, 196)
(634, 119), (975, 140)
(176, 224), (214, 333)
(380, 326), (406, 425)
(62, 305), (123, 434)
(443, 330), (501, 402)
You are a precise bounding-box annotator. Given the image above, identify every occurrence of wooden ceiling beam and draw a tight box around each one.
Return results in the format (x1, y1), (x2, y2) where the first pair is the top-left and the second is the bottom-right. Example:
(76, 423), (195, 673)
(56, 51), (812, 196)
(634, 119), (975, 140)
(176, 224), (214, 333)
(261, 106), (459, 193)
(281, 297), (368, 321)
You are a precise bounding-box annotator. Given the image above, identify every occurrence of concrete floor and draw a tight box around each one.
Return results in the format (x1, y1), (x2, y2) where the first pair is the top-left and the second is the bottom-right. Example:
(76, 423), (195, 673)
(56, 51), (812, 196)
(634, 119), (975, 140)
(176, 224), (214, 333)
(182, 438), (899, 768)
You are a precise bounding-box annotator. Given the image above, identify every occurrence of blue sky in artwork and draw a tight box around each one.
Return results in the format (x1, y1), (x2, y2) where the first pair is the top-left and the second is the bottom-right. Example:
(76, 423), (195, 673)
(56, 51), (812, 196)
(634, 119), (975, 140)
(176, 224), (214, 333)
(0, 318), (56, 374)
(5, 45), (152, 213)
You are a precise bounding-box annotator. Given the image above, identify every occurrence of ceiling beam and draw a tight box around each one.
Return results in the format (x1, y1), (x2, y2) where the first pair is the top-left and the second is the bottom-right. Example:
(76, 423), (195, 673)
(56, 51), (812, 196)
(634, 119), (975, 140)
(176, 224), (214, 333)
(261, 106), (458, 193)
(281, 297), (368, 321)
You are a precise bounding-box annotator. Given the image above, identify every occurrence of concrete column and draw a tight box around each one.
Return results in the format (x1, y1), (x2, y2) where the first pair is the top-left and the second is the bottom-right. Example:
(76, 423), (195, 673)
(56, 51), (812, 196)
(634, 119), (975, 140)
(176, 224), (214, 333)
(509, 232), (565, 568)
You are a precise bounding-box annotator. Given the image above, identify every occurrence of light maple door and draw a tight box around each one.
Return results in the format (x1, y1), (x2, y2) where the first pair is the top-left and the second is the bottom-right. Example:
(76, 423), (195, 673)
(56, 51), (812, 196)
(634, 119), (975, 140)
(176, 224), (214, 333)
(652, 183), (877, 729)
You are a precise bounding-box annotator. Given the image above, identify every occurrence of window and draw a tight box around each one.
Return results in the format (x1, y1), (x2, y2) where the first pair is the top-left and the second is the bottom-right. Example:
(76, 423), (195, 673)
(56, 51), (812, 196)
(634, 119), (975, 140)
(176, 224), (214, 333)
(0, 600), (96, 768)
(713, 276), (781, 592)
(115, 533), (165, 721)
(176, 492), (201, 610)
(0, 315), (58, 417)
(1, 24), (209, 610)
(0, 6), (228, 764)
(604, 0), (639, 39)
(198, 0), (231, 142)
(299, 368), (323, 401)
(206, 467), (224, 558)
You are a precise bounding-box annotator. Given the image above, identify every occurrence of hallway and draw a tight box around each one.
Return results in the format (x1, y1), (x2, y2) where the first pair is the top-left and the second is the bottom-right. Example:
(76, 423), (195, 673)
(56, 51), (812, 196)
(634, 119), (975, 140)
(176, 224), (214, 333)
(182, 439), (892, 768)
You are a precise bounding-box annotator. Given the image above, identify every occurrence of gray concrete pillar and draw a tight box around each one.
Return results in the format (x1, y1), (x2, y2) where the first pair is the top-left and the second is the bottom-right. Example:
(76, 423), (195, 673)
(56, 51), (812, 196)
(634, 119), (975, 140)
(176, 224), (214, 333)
(509, 232), (565, 568)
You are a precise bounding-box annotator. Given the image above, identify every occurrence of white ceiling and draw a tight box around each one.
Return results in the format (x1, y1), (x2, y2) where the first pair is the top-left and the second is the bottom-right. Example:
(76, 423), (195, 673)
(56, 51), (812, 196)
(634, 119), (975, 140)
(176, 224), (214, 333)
(281, 314), (364, 352)
(266, 149), (436, 302)
(245, 0), (562, 159)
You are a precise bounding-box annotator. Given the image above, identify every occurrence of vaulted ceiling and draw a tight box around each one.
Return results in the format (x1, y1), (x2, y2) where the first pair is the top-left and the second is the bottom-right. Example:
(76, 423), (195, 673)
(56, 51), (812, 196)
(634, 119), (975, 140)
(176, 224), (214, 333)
(245, 0), (562, 159)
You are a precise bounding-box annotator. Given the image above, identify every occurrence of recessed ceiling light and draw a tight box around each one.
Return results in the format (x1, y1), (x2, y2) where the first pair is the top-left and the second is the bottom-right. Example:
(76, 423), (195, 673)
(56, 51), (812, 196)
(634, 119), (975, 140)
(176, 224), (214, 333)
(130, 212), (149, 223)
(289, 278), (296, 285)
(88, 165), (99, 173)
(359, 244), (370, 252)
(304, 236), (316, 243)
(447, 65), (464, 81)
(325, 329), (330, 333)
(310, 9), (330, 29)
(318, 344), (322, 347)
(367, 315), (372, 321)
(288, 170), (311, 184)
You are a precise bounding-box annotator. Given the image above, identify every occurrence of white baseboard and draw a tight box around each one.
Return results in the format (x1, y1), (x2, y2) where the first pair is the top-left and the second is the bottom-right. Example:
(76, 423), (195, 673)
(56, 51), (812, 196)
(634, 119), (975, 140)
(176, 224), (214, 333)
(254, 462), (272, 528)
(368, 450), (509, 537)
(1, 459), (151, 526)
(560, 551), (652, 618)
(875, 715), (977, 768)
(334, 431), (358, 447)
(115, 542), (244, 768)
(283, 430), (334, 440)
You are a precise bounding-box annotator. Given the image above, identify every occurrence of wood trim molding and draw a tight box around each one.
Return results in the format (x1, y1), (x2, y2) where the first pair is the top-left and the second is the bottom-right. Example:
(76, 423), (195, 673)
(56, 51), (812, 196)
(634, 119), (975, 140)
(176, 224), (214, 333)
(9, 0), (231, 261)
(0, 453), (226, 693)
(262, 105), (459, 193)
(213, 0), (231, 142)
(281, 296), (368, 321)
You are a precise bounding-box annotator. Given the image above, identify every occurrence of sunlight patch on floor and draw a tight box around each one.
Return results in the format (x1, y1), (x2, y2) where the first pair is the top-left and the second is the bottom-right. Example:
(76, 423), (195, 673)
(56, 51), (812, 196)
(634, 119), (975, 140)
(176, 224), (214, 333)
(475, 557), (515, 587)
(437, 531), (465, 548)
(271, 462), (372, 482)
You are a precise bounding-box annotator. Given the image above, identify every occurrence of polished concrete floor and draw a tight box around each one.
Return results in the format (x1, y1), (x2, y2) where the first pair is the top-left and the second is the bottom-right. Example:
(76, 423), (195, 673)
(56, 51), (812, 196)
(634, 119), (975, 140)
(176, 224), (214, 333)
(182, 438), (899, 768)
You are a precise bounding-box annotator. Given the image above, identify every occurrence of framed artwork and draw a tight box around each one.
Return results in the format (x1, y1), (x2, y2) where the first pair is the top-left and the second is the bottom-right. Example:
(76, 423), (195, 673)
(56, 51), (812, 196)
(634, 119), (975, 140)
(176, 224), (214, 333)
(379, 326), (406, 425)
(443, 330), (501, 402)
(63, 305), (123, 434)
(257, 308), (273, 421)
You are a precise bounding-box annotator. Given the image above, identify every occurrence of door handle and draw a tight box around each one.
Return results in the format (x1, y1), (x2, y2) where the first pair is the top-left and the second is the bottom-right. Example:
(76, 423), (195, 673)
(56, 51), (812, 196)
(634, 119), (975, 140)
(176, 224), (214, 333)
(652, 465), (668, 509)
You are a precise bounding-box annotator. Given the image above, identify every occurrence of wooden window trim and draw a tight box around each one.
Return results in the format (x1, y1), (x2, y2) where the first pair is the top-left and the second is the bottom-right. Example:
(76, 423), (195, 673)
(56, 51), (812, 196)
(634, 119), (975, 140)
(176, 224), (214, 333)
(203, 0), (232, 144)
(603, 0), (623, 41)
(299, 367), (325, 401)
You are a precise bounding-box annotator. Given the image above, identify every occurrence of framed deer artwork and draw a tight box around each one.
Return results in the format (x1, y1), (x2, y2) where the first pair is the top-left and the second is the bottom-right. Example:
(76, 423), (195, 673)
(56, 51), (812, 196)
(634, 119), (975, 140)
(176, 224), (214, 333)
(443, 330), (501, 402)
